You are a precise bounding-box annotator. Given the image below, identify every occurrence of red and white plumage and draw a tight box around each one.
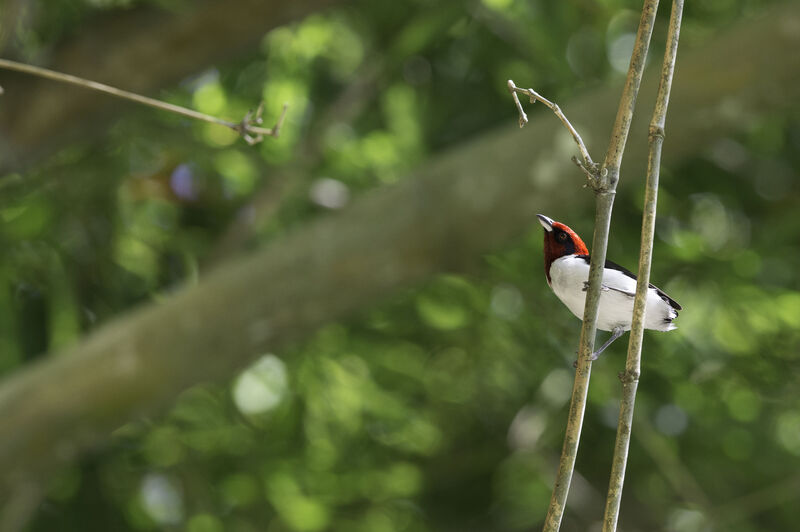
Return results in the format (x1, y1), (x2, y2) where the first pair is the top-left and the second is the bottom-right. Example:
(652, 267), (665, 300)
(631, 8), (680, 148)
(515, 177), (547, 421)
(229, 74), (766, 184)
(537, 214), (681, 358)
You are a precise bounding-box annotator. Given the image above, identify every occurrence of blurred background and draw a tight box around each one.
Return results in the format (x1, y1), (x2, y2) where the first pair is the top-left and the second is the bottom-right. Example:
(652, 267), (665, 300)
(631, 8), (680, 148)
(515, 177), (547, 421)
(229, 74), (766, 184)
(1, 0), (799, 530)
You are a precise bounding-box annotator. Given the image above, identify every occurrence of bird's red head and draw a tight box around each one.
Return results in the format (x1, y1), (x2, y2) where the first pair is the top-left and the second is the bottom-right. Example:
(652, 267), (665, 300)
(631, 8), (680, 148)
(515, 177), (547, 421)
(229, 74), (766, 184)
(537, 214), (589, 283)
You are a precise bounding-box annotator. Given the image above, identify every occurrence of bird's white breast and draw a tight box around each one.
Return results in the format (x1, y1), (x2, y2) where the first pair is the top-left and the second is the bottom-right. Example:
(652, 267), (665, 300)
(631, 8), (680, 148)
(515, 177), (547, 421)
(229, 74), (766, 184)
(547, 255), (677, 332)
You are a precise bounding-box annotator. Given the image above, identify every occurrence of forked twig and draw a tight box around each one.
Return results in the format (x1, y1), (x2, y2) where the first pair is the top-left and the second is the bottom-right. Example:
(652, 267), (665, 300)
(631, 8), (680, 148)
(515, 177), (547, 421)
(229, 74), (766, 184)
(507, 79), (597, 178)
(0, 58), (287, 144)
(233, 101), (290, 145)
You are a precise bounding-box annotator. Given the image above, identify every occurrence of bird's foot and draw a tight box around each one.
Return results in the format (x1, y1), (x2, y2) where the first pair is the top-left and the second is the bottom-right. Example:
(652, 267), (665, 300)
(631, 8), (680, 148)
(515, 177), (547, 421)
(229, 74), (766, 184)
(573, 350), (602, 368)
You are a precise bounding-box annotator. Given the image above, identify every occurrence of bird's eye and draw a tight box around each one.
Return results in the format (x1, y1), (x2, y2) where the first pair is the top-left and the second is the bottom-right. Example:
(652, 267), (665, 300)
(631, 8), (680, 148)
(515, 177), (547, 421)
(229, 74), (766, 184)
(557, 232), (568, 242)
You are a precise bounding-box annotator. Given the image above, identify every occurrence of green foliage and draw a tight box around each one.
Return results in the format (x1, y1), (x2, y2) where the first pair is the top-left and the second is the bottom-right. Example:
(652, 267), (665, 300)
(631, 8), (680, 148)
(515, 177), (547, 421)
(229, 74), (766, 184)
(1, 0), (797, 531)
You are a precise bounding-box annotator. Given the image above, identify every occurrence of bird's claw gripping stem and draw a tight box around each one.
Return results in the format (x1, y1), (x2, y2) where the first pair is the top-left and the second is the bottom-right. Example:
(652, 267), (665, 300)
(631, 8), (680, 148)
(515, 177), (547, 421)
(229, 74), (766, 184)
(572, 326), (627, 367)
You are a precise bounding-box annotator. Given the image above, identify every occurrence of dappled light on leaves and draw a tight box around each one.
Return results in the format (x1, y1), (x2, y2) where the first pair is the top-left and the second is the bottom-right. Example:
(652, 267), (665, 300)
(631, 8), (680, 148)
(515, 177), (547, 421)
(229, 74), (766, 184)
(415, 275), (478, 331)
(213, 150), (258, 197)
(266, 472), (330, 532)
(232, 354), (288, 416)
(775, 412), (800, 456)
(490, 283), (524, 320)
(186, 514), (224, 532)
(666, 508), (707, 532)
(169, 164), (198, 201)
(507, 405), (548, 451)
(139, 474), (183, 526)
(538, 368), (573, 408)
(309, 177), (350, 209)
(606, 10), (641, 74)
(654, 404), (689, 436)
(1, 1), (799, 531)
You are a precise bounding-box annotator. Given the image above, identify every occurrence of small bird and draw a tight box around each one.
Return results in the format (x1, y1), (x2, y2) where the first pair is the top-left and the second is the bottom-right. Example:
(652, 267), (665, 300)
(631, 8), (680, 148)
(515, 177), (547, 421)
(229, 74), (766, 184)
(537, 214), (681, 359)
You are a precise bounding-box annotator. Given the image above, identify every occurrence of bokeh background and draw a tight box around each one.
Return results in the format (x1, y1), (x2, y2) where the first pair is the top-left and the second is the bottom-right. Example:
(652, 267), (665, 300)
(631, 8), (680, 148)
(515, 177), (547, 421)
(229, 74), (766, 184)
(1, 0), (799, 531)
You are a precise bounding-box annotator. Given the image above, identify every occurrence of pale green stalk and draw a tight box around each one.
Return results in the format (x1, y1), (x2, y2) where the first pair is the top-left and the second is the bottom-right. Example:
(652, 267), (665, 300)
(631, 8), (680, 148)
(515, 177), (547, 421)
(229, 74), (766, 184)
(541, 1), (661, 530)
(601, 1), (684, 531)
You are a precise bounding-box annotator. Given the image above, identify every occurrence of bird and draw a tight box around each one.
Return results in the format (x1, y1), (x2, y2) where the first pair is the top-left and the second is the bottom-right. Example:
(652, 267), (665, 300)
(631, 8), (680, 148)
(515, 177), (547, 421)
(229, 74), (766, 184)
(537, 213), (681, 359)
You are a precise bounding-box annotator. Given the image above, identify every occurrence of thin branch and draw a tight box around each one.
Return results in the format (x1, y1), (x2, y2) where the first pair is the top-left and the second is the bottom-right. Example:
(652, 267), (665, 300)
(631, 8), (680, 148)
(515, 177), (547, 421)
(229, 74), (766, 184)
(0, 58), (287, 144)
(540, 0), (661, 530)
(601, 1), (684, 531)
(507, 79), (596, 172)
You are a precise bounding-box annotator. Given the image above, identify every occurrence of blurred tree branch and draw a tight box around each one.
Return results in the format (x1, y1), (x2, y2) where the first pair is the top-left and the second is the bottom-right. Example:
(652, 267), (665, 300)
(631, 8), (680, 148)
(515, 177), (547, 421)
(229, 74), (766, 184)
(0, 0), (345, 173)
(0, 3), (799, 524)
(0, 59), (288, 144)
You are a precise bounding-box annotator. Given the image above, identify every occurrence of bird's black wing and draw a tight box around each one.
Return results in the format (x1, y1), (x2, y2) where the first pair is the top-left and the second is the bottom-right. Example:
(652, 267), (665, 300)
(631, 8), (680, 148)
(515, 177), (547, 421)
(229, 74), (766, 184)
(575, 255), (682, 311)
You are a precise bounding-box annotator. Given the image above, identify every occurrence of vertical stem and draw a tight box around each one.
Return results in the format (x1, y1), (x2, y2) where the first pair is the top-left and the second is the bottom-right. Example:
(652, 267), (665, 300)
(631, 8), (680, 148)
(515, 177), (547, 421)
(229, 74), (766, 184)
(601, 2), (684, 531)
(541, 1), (660, 530)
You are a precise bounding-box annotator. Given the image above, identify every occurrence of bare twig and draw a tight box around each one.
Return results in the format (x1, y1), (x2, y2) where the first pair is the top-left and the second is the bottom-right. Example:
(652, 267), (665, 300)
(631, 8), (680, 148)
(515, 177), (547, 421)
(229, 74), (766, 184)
(601, 2), (684, 530)
(540, 1), (661, 530)
(0, 58), (287, 144)
(507, 79), (596, 174)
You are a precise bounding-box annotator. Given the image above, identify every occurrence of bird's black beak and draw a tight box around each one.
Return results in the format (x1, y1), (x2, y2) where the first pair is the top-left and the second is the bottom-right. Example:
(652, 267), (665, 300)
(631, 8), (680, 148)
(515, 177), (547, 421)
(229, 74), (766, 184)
(537, 214), (554, 232)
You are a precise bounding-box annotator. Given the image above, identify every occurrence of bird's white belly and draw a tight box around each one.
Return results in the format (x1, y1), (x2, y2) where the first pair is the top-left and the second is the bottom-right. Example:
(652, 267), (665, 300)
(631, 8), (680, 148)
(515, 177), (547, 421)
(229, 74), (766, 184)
(548, 256), (675, 332)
